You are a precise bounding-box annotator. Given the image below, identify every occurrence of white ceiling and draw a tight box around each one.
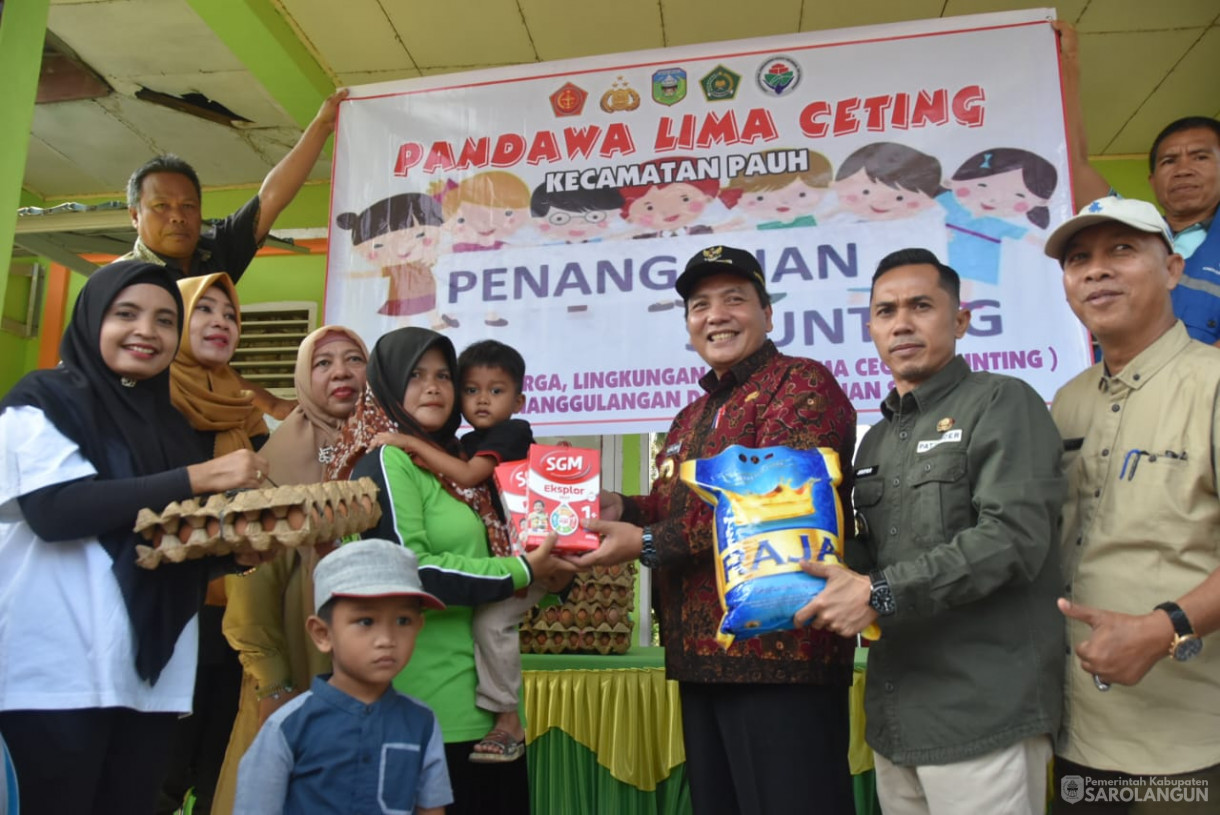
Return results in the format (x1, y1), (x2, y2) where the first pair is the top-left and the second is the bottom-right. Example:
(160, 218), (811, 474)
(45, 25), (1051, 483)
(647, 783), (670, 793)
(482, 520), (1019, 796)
(22, 0), (1220, 200)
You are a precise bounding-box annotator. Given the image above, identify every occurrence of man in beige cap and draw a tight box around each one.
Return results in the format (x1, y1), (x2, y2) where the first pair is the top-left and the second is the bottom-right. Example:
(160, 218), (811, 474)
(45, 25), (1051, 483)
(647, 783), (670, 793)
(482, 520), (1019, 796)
(1045, 196), (1220, 811)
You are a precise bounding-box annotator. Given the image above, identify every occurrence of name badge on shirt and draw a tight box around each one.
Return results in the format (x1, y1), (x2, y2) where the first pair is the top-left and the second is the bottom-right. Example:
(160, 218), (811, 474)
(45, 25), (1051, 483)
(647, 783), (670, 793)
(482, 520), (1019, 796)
(855, 465), (878, 478)
(916, 428), (962, 453)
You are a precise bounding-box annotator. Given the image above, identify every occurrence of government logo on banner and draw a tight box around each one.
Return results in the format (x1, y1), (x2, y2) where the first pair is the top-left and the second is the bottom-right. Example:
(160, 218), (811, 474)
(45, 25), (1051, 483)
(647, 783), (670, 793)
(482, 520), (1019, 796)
(326, 9), (1091, 435)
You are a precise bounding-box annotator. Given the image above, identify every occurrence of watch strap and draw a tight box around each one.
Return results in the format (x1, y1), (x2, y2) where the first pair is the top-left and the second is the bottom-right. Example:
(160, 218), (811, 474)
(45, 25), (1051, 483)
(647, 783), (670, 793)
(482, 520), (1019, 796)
(868, 570), (896, 616)
(1155, 601), (1195, 637)
(640, 526), (659, 569)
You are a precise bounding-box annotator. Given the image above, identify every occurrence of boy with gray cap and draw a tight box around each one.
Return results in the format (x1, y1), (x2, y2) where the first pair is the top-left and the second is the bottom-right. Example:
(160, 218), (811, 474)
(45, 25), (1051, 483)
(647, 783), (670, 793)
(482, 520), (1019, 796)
(234, 540), (452, 814)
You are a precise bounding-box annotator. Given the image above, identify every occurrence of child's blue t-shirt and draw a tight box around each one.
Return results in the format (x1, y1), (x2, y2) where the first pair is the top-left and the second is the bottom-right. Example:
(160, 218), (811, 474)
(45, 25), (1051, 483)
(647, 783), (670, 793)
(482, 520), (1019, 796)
(234, 675), (452, 814)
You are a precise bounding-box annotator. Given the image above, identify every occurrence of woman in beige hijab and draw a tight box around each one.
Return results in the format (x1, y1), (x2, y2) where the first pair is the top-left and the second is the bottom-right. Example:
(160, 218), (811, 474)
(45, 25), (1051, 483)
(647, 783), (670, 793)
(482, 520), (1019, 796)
(212, 326), (369, 814)
(162, 272), (269, 814)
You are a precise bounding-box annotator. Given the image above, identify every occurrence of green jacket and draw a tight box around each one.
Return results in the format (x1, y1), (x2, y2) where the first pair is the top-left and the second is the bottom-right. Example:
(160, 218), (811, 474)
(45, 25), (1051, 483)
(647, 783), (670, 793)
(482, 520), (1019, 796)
(848, 356), (1065, 765)
(354, 446), (531, 743)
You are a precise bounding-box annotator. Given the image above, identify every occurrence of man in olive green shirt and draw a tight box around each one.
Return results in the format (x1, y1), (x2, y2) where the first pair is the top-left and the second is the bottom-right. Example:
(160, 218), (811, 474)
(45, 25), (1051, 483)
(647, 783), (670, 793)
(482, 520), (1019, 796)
(798, 248), (1065, 815)
(1045, 196), (1220, 812)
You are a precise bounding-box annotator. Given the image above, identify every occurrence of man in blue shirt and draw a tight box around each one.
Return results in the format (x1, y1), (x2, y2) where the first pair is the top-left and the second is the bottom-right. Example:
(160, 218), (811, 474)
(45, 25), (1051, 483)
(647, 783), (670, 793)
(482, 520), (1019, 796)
(1058, 23), (1220, 345)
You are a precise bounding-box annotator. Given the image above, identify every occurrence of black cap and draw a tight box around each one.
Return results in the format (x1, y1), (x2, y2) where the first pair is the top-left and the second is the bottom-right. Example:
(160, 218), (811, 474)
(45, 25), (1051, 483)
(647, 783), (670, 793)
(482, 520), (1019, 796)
(675, 245), (768, 300)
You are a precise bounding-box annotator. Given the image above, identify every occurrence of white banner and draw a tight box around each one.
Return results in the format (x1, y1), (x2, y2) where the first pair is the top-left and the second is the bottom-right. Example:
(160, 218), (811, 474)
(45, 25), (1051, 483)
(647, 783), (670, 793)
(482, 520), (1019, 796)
(326, 8), (1092, 434)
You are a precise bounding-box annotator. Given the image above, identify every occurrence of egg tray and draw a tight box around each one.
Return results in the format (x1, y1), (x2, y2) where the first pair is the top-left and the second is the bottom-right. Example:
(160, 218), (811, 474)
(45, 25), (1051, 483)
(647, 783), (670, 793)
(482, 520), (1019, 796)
(531, 602), (632, 632)
(567, 580), (635, 607)
(519, 561), (636, 654)
(587, 563), (635, 587)
(132, 478), (381, 569)
(520, 627), (632, 655)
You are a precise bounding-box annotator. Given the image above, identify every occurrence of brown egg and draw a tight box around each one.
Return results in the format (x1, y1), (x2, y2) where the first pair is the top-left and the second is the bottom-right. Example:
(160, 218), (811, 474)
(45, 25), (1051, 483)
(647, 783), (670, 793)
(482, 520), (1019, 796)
(322, 504), (335, 523)
(591, 608), (606, 627)
(233, 516), (248, 536)
(206, 518), (221, 538)
(335, 500), (349, 517)
(177, 524), (193, 544)
(287, 507), (307, 530)
(606, 607), (622, 626)
(261, 511), (277, 532)
(574, 607), (590, 626)
(558, 608), (574, 627)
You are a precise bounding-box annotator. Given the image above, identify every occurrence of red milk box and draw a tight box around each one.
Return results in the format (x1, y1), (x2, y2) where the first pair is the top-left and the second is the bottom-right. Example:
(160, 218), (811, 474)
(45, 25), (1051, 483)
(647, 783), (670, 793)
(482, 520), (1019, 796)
(492, 459), (529, 556)
(524, 444), (600, 553)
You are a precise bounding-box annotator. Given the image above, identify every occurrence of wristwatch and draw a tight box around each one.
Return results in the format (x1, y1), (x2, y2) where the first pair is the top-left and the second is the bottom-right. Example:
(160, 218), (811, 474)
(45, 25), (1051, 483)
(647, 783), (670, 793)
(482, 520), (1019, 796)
(640, 526), (660, 570)
(1155, 601), (1202, 662)
(868, 570), (896, 617)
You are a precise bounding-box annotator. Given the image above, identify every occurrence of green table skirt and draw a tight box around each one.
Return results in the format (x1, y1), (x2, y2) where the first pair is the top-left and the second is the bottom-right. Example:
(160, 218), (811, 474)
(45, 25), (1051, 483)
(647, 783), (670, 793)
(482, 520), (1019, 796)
(527, 728), (879, 815)
(522, 647), (880, 815)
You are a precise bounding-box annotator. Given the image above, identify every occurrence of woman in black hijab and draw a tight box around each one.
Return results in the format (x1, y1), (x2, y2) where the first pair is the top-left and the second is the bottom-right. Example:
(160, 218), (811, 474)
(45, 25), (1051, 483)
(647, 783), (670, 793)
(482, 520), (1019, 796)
(328, 327), (571, 815)
(0, 260), (268, 815)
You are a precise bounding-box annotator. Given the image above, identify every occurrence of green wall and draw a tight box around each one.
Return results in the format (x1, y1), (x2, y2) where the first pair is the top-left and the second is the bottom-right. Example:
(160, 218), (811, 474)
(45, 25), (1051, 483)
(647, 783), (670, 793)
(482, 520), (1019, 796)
(0, 261), (44, 394)
(235, 252), (328, 313)
(1097, 156), (1154, 204)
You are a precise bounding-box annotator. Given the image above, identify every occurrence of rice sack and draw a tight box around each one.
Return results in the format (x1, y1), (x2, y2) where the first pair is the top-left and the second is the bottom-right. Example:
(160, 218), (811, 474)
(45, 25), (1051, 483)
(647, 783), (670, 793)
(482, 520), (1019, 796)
(680, 444), (847, 649)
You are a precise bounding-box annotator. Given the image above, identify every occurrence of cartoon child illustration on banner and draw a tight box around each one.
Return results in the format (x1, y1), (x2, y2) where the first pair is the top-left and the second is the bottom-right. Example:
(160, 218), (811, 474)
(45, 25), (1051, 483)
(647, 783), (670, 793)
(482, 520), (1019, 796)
(938, 148), (1057, 288)
(620, 158), (734, 240)
(827, 142), (945, 222)
(530, 185), (625, 245)
(724, 148), (834, 230)
(335, 193), (457, 330)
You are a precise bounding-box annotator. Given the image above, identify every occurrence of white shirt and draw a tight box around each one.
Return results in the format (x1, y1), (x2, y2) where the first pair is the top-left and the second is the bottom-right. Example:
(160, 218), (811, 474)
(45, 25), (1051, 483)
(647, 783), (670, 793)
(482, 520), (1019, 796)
(0, 405), (197, 712)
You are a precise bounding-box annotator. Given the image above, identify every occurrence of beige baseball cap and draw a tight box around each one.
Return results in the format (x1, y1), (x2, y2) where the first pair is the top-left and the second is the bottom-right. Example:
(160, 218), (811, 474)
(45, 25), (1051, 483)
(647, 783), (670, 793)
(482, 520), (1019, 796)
(1044, 196), (1174, 263)
(313, 539), (445, 613)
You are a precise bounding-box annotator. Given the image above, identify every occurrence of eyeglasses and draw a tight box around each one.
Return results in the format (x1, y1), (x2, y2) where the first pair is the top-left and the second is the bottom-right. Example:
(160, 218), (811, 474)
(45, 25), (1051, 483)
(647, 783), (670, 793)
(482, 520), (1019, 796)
(547, 210), (609, 226)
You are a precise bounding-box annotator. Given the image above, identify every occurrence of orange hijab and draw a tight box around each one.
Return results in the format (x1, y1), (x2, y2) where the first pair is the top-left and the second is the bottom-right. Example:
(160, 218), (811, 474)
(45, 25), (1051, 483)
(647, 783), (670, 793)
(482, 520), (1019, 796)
(170, 273), (267, 457)
(259, 326), (368, 486)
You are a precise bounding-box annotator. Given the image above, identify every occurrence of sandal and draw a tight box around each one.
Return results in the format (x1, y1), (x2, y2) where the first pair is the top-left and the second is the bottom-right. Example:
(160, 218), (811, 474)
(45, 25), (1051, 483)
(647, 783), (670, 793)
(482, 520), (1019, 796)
(469, 728), (525, 763)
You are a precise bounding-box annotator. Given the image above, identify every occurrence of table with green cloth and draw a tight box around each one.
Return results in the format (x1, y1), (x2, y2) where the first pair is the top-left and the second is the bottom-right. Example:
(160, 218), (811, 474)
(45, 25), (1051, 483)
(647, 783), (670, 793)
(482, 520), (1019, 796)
(522, 646), (879, 815)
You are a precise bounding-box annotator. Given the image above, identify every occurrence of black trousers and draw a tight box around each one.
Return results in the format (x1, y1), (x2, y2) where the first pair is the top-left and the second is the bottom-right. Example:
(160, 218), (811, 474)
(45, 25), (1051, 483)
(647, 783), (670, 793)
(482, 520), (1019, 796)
(679, 681), (855, 815)
(0, 707), (177, 815)
(444, 739), (530, 815)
